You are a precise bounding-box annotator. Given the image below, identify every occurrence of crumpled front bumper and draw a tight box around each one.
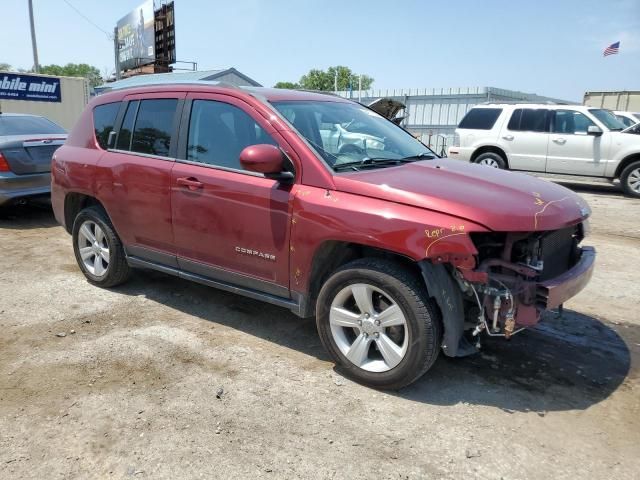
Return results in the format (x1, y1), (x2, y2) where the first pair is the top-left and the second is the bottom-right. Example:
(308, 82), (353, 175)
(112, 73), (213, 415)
(536, 246), (596, 310)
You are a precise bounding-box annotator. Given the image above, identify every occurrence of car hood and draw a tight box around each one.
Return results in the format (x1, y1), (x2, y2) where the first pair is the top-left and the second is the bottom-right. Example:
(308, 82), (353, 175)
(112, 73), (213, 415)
(333, 159), (590, 232)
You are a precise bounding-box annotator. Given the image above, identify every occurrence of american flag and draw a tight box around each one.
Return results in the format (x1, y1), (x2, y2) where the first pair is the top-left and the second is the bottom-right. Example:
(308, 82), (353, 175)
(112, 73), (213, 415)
(603, 41), (620, 56)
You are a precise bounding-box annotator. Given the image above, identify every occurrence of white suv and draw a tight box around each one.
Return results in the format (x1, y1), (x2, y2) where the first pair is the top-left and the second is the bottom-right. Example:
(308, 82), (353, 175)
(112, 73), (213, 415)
(448, 103), (640, 198)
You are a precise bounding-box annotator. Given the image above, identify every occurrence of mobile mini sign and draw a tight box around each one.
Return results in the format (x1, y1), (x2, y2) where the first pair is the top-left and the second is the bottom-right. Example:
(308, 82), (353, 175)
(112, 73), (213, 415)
(0, 73), (62, 103)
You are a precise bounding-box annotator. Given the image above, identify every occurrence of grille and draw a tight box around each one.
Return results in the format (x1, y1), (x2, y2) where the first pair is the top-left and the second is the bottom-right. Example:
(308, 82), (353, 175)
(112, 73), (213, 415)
(539, 226), (577, 281)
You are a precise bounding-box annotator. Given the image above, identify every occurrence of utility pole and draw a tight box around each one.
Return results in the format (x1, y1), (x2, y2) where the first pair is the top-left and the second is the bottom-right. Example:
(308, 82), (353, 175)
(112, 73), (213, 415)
(358, 75), (362, 102)
(113, 27), (121, 80)
(28, 0), (40, 72)
(334, 70), (338, 93)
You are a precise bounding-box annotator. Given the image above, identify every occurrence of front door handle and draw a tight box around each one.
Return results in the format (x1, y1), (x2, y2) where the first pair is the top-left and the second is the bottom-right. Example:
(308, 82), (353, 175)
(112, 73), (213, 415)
(502, 135), (514, 141)
(176, 177), (204, 191)
(553, 138), (567, 145)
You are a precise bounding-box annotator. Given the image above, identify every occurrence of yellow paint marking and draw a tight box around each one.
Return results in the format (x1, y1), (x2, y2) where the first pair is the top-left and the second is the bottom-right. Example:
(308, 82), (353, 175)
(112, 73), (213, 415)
(425, 232), (467, 257)
(533, 196), (570, 230)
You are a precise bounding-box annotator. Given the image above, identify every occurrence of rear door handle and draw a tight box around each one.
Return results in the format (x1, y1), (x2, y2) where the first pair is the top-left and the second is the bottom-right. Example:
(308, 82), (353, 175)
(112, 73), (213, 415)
(176, 177), (204, 191)
(553, 138), (567, 145)
(502, 135), (514, 141)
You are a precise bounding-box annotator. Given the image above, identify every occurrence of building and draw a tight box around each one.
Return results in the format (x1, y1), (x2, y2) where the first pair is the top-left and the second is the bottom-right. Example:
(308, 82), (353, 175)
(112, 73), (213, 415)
(95, 68), (261, 94)
(337, 87), (572, 155)
(0, 71), (90, 130)
(584, 90), (640, 112)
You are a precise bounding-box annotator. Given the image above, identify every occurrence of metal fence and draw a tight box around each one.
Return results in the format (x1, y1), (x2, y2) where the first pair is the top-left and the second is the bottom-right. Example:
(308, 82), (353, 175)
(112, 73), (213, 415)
(337, 86), (572, 156)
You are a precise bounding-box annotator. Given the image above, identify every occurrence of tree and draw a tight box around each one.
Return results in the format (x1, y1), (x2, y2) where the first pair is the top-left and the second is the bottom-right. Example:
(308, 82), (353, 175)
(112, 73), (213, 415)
(39, 63), (103, 87)
(273, 81), (300, 89)
(0, 63), (12, 72)
(275, 66), (374, 91)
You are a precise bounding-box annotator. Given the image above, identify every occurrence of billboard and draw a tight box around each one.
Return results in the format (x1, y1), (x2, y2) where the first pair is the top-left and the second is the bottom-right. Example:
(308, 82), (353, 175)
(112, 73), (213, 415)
(0, 73), (61, 103)
(154, 1), (176, 69)
(117, 0), (156, 71)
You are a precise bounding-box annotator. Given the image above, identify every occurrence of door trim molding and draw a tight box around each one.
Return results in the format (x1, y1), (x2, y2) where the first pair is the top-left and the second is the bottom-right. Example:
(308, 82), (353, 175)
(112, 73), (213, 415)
(126, 255), (305, 315)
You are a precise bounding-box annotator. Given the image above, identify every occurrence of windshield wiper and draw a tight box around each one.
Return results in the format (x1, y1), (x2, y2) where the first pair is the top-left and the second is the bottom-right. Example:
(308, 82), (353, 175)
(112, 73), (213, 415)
(399, 152), (437, 161)
(333, 157), (414, 172)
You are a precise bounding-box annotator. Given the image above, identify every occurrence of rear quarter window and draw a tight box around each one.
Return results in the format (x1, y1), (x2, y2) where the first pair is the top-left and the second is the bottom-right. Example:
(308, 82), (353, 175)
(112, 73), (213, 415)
(93, 102), (121, 149)
(458, 108), (502, 130)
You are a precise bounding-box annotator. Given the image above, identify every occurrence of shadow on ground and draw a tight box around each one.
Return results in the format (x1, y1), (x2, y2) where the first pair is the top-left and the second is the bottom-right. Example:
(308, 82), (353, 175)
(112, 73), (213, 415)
(0, 202), (59, 230)
(114, 268), (633, 414)
(552, 180), (624, 197)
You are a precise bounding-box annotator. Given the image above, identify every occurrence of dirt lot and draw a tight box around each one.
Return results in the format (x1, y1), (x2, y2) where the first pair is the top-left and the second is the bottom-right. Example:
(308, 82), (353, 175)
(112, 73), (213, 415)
(1, 184), (639, 480)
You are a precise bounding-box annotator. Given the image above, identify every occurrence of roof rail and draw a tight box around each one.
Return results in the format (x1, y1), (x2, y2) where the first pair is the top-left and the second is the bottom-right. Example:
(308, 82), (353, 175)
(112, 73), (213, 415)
(96, 79), (240, 93)
(480, 100), (575, 105)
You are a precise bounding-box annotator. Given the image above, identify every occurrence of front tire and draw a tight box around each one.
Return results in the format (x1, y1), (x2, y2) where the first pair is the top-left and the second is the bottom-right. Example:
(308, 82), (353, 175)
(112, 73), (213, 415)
(72, 206), (131, 287)
(620, 161), (640, 198)
(475, 151), (507, 169)
(316, 259), (442, 390)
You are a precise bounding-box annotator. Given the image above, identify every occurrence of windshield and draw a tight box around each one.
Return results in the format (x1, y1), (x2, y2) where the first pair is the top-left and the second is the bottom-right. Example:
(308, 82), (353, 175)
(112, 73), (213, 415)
(271, 101), (435, 170)
(0, 116), (66, 136)
(588, 109), (626, 131)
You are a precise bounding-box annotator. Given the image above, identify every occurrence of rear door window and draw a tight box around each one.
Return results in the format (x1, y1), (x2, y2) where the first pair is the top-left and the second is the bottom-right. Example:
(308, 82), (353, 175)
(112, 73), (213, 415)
(508, 108), (548, 132)
(93, 102), (121, 149)
(458, 108), (502, 130)
(116, 101), (139, 150)
(130, 99), (178, 157)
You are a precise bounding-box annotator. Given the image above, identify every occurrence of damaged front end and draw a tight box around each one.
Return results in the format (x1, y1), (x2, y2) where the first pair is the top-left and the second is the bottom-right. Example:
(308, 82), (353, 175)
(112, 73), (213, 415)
(423, 221), (595, 356)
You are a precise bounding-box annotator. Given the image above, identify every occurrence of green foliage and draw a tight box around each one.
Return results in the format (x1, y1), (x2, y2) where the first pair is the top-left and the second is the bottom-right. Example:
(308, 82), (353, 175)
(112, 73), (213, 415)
(275, 66), (374, 91)
(39, 63), (103, 87)
(273, 81), (300, 89)
(0, 63), (12, 72)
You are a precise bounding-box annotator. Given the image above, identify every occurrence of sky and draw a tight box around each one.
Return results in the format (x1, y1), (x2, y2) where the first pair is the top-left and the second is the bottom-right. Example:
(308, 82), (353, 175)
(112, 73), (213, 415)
(1, 0), (639, 101)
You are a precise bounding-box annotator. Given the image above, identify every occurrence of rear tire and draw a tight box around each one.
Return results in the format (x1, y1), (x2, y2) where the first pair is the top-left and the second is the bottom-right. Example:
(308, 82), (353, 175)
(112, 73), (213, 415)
(72, 206), (131, 287)
(620, 161), (640, 198)
(474, 151), (507, 169)
(316, 258), (442, 390)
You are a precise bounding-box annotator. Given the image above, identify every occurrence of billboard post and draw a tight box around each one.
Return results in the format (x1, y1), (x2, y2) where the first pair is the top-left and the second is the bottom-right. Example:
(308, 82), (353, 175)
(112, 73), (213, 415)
(113, 27), (121, 80)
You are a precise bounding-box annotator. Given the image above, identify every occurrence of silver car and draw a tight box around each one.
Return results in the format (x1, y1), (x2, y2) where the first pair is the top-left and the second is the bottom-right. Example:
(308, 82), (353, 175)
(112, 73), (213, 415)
(0, 113), (67, 206)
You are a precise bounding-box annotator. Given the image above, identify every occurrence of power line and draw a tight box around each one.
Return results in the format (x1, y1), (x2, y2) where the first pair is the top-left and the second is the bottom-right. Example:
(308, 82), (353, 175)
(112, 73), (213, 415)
(60, 0), (113, 40)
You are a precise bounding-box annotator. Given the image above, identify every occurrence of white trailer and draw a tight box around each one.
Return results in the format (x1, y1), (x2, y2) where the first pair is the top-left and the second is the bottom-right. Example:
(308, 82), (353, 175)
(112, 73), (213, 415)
(584, 90), (640, 112)
(0, 71), (89, 130)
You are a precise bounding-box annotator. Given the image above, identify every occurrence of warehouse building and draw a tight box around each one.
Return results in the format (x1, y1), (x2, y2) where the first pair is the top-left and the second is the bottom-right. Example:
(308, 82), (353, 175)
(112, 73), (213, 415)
(337, 87), (571, 155)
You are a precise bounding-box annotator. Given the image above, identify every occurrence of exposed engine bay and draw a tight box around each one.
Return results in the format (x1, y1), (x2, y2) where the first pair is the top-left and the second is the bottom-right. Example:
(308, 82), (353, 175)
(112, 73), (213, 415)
(456, 222), (590, 341)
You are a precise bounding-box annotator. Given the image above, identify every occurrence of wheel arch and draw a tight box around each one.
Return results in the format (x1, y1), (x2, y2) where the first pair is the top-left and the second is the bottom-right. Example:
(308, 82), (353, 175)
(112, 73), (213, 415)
(614, 153), (640, 179)
(303, 240), (422, 317)
(471, 145), (509, 167)
(63, 192), (106, 234)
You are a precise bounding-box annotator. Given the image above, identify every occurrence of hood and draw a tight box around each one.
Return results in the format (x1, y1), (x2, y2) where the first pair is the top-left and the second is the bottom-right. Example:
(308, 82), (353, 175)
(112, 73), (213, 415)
(367, 98), (406, 125)
(333, 159), (590, 232)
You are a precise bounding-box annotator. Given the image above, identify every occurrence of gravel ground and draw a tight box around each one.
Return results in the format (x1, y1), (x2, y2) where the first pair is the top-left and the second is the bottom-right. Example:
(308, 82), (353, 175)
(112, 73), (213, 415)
(1, 184), (639, 480)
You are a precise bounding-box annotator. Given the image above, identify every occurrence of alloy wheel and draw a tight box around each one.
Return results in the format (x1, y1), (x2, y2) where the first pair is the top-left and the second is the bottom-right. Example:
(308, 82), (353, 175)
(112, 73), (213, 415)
(628, 167), (640, 194)
(329, 283), (408, 372)
(479, 158), (500, 168)
(77, 220), (110, 277)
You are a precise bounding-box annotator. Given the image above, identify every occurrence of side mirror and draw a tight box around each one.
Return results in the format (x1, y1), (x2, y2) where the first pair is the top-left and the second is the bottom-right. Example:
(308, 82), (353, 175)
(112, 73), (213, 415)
(587, 125), (603, 136)
(239, 144), (294, 181)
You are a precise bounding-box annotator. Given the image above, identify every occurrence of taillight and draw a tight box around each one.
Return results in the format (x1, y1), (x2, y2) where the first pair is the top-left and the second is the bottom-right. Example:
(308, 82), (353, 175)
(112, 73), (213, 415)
(0, 152), (11, 172)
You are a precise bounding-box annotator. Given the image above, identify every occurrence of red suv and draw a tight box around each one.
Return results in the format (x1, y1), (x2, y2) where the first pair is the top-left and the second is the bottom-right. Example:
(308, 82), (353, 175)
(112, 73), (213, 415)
(52, 83), (595, 389)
